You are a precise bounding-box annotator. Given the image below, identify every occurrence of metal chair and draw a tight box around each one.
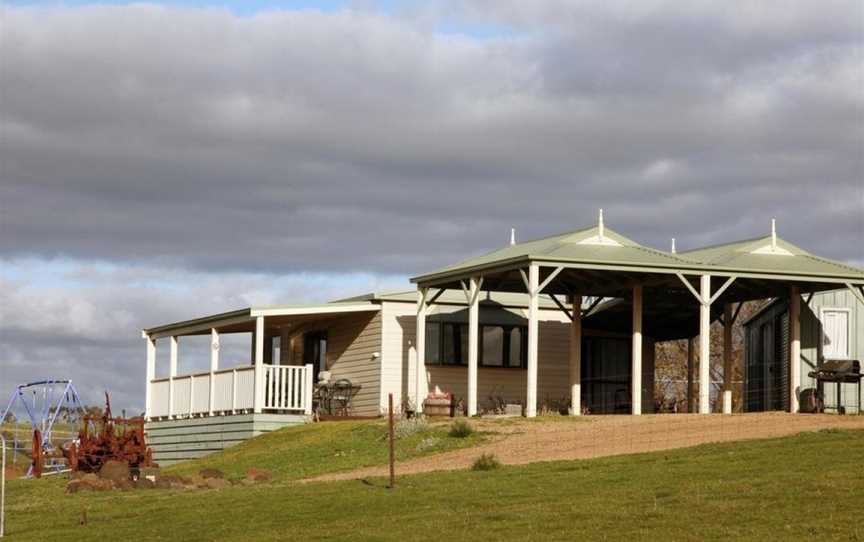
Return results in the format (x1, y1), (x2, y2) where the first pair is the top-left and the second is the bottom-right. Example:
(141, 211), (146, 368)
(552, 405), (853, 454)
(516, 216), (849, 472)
(329, 379), (358, 417)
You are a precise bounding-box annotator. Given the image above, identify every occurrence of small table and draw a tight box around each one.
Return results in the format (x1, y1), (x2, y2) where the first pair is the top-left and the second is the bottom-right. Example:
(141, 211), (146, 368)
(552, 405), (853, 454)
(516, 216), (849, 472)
(314, 380), (361, 416)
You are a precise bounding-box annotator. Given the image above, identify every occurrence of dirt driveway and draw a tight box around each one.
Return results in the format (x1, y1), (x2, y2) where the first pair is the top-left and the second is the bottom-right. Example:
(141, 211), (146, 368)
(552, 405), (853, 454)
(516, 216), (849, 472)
(308, 412), (864, 482)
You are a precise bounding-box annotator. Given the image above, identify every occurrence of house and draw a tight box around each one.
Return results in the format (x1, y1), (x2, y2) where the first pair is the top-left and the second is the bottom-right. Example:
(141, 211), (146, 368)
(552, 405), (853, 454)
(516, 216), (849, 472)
(743, 289), (863, 414)
(141, 212), (864, 464)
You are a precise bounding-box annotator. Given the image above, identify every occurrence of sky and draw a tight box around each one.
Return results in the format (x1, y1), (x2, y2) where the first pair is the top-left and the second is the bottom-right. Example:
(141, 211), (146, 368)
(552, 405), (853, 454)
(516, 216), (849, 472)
(1, 0), (863, 413)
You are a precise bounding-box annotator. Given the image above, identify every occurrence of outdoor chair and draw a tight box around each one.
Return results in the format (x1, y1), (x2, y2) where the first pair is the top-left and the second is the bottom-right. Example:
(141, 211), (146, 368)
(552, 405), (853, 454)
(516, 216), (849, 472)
(329, 379), (360, 417)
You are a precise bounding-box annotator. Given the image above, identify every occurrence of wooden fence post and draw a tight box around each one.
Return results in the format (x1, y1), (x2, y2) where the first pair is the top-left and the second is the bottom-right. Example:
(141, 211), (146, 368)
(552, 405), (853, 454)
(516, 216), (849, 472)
(388, 393), (395, 489)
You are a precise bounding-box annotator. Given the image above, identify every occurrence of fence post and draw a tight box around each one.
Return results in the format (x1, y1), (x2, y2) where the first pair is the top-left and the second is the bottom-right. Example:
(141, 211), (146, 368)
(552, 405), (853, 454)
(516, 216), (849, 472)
(388, 393), (395, 489)
(2, 433), (6, 538)
(304, 364), (314, 415)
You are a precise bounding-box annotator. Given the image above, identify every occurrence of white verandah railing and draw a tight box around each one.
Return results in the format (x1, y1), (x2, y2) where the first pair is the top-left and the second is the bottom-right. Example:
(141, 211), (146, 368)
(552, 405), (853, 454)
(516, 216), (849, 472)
(148, 364), (313, 420)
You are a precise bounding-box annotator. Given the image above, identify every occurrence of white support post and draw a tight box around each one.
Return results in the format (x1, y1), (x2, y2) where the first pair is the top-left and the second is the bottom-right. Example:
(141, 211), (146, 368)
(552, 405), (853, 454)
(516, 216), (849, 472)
(570, 294), (583, 416)
(189, 374), (195, 416)
(699, 275), (711, 414)
(144, 334), (156, 420)
(467, 277), (480, 417)
(253, 316), (265, 414)
(304, 363), (314, 415)
(526, 264), (540, 417)
(722, 303), (733, 414)
(209, 328), (219, 415)
(169, 336), (178, 418)
(415, 288), (428, 413)
(632, 285), (643, 415)
(789, 286), (801, 413)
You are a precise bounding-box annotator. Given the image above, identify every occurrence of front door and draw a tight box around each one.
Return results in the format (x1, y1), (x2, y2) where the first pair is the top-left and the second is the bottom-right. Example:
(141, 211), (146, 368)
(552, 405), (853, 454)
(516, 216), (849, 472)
(303, 331), (328, 382)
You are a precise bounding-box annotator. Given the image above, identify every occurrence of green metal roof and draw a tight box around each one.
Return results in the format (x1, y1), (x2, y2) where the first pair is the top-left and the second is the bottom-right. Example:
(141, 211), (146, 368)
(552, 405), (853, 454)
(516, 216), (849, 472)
(679, 235), (864, 279)
(412, 224), (864, 285)
(413, 225), (699, 283)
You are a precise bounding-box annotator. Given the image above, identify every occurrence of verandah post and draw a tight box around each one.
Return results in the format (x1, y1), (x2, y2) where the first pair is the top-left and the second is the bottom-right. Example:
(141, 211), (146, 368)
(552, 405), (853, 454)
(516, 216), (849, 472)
(526, 264), (539, 417)
(789, 286), (801, 413)
(144, 333), (155, 420)
(253, 316), (265, 413)
(569, 294), (583, 416)
(631, 285), (643, 415)
(467, 277), (480, 417)
(723, 303), (733, 414)
(415, 288), (428, 414)
(209, 328), (219, 415)
(699, 275), (711, 414)
(303, 363), (314, 415)
(169, 335), (178, 418)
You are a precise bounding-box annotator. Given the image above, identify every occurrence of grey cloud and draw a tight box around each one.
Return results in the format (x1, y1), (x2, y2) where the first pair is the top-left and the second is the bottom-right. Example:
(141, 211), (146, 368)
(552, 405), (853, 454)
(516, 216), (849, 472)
(1, 3), (860, 274)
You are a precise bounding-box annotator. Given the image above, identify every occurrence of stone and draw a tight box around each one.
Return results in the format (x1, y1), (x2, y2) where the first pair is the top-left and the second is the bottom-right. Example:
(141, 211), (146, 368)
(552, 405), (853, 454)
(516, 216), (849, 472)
(99, 460), (131, 483)
(139, 466), (161, 482)
(114, 479), (134, 491)
(199, 468), (225, 479)
(205, 477), (229, 489)
(246, 468), (273, 483)
(154, 475), (187, 489)
(67, 476), (113, 493)
(186, 474), (206, 488)
(135, 478), (156, 490)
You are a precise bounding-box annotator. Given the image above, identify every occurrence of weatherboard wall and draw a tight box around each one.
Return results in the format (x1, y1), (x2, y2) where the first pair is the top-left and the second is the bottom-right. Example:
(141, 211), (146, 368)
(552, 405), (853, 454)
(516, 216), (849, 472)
(144, 413), (307, 465)
(380, 301), (656, 414)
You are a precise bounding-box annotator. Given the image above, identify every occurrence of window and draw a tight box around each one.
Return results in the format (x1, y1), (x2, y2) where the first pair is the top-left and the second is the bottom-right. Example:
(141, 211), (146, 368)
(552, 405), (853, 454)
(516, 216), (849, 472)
(482, 327), (504, 366)
(441, 323), (468, 365)
(821, 308), (850, 359)
(425, 322), (526, 369)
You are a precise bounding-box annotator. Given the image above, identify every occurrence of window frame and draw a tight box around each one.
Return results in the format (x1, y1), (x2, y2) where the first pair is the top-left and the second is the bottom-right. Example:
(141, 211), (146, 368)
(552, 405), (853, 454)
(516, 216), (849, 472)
(819, 307), (851, 360)
(424, 321), (527, 369)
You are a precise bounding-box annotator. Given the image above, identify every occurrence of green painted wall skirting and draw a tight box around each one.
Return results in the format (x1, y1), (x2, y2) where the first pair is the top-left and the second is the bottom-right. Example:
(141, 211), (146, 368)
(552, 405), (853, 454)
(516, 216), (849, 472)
(145, 413), (309, 465)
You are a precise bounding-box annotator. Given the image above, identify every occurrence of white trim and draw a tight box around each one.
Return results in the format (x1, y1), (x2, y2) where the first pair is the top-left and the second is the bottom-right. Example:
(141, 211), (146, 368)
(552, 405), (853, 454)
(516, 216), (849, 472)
(250, 304), (379, 317)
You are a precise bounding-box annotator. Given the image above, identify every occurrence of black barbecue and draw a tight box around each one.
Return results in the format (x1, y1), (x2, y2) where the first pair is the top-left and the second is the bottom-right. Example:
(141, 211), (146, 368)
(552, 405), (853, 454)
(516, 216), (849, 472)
(807, 359), (862, 415)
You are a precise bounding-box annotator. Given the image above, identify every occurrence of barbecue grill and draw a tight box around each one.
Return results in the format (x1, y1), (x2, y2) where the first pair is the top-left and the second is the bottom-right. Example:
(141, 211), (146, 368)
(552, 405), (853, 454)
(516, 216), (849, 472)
(807, 359), (862, 415)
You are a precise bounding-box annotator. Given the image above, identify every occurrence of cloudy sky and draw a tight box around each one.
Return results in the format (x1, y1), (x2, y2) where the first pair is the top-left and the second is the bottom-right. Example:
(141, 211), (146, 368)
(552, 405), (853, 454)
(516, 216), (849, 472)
(1, 0), (862, 412)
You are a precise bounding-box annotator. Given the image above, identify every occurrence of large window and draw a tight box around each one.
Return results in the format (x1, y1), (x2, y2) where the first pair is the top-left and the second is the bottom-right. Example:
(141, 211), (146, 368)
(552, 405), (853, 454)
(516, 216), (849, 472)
(425, 322), (526, 368)
(821, 308), (850, 359)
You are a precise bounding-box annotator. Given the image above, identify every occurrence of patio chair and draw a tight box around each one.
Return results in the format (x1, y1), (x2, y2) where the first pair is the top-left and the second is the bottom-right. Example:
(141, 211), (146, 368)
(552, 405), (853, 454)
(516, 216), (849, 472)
(329, 379), (360, 417)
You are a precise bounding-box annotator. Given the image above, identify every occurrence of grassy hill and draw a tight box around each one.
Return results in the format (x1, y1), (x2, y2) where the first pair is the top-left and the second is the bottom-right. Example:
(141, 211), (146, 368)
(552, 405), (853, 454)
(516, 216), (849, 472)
(3, 422), (863, 540)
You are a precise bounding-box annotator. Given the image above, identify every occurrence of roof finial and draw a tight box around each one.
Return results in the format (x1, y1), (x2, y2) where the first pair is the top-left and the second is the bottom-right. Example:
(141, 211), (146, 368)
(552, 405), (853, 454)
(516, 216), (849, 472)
(671, 238), (676, 254)
(598, 208), (605, 241)
(509, 227), (516, 246)
(771, 218), (777, 252)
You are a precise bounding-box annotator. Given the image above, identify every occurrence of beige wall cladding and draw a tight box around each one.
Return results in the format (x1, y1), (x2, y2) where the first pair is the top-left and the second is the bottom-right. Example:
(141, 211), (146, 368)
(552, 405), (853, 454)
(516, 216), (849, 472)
(382, 302), (595, 413)
(322, 311), (383, 416)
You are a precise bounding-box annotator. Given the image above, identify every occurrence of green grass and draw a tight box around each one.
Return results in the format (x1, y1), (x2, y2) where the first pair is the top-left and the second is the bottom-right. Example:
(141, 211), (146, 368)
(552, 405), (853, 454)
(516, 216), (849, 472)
(167, 418), (486, 482)
(4, 429), (864, 540)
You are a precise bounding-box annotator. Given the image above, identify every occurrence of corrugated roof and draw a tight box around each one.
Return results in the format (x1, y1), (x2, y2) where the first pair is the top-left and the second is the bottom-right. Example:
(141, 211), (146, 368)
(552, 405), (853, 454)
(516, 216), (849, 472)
(412, 224), (864, 284)
(680, 235), (864, 278)
(413, 225), (699, 282)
